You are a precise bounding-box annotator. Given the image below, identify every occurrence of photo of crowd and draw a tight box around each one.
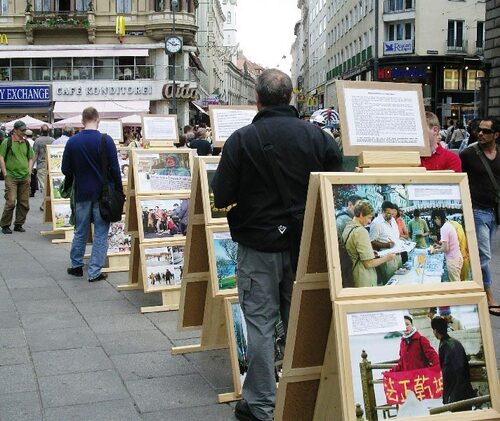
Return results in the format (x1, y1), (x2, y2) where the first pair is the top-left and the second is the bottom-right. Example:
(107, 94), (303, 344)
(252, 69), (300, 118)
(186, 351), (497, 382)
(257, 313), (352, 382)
(333, 183), (471, 288)
(53, 203), (72, 229)
(144, 245), (184, 291)
(136, 152), (191, 193)
(50, 175), (65, 199)
(345, 304), (490, 418)
(139, 198), (189, 240)
(107, 220), (131, 254)
(117, 149), (129, 182)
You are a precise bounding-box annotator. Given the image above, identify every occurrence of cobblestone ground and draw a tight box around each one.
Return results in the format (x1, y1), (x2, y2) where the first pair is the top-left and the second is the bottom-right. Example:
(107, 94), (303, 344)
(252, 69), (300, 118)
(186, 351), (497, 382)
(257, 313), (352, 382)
(0, 180), (498, 420)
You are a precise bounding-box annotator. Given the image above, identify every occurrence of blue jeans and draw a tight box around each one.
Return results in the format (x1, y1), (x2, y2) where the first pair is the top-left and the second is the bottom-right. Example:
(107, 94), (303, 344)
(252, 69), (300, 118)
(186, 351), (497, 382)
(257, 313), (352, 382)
(473, 208), (497, 289)
(70, 200), (110, 279)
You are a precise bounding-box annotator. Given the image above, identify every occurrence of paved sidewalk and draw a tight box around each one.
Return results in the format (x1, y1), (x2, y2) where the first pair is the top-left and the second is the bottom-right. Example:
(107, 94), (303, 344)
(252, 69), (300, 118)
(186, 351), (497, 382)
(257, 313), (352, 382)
(0, 183), (499, 420)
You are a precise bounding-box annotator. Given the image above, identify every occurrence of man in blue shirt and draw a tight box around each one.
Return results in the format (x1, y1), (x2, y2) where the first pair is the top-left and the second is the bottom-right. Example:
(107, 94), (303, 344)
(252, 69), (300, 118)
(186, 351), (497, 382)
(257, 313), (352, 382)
(62, 107), (122, 282)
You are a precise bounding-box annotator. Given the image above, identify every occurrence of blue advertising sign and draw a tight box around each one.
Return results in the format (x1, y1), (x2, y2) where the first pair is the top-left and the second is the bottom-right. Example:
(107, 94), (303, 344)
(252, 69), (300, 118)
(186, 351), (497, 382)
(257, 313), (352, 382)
(0, 85), (51, 107)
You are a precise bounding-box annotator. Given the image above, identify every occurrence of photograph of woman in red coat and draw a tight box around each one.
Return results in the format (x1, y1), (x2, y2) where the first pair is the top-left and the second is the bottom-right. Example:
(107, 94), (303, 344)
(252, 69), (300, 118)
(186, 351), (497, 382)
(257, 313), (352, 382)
(390, 315), (440, 372)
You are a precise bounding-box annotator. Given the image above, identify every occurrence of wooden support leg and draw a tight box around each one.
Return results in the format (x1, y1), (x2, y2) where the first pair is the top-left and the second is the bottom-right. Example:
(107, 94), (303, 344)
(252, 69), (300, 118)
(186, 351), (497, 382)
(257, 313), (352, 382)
(140, 289), (180, 313)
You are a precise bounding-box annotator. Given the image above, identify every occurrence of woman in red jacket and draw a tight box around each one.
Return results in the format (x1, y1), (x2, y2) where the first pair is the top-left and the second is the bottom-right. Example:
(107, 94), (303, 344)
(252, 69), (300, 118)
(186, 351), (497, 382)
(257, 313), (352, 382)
(390, 315), (440, 372)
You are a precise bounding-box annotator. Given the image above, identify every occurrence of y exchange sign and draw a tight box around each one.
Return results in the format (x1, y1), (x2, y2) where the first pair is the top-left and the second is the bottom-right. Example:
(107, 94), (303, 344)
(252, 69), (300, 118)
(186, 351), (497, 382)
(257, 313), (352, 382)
(0, 85), (51, 107)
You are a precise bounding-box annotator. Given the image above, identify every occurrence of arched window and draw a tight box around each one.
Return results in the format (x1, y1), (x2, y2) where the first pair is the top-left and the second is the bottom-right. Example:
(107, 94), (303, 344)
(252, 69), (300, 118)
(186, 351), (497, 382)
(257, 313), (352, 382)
(227, 11), (231, 24)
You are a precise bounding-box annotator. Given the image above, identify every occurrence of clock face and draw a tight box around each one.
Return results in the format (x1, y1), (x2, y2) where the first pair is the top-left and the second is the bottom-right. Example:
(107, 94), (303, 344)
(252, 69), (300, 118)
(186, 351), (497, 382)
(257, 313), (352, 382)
(166, 36), (182, 53)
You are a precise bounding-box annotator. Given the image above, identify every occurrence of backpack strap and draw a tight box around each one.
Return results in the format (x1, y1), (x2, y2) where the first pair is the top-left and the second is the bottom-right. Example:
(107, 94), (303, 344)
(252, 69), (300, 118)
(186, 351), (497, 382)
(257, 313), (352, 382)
(5, 137), (30, 163)
(342, 224), (362, 268)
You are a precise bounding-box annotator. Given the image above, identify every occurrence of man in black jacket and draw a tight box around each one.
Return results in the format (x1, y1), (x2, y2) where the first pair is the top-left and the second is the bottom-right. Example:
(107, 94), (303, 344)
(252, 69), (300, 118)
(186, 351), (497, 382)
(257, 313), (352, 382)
(212, 69), (343, 421)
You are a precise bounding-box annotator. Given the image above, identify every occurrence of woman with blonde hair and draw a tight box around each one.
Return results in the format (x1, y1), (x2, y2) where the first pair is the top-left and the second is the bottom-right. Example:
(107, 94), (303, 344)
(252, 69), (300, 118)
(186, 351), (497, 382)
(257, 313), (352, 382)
(342, 200), (396, 287)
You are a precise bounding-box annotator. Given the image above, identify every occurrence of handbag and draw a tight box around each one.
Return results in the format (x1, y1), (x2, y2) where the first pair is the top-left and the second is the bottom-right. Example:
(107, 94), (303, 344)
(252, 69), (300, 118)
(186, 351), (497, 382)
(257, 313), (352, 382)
(473, 143), (500, 224)
(253, 124), (304, 273)
(98, 134), (125, 223)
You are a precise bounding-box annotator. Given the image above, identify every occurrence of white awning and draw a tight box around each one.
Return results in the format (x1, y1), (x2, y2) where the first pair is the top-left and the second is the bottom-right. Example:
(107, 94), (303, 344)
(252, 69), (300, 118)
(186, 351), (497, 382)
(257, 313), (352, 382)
(53, 101), (150, 119)
(191, 101), (209, 115)
(1, 49), (149, 59)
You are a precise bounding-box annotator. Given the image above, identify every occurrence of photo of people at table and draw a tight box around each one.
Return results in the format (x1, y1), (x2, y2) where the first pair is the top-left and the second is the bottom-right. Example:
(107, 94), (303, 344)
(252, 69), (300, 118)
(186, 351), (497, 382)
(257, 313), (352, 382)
(136, 152), (191, 192)
(139, 198), (189, 240)
(333, 183), (471, 288)
(144, 245), (184, 290)
(346, 305), (488, 418)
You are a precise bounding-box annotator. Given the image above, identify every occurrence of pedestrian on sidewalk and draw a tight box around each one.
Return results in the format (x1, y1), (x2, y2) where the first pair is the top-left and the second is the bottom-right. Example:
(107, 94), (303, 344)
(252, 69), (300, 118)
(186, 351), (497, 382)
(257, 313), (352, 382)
(212, 68), (343, 421)
(62, 107), (122, 282)
(33, 123), (55, 211)
(0, 120), (34, 234)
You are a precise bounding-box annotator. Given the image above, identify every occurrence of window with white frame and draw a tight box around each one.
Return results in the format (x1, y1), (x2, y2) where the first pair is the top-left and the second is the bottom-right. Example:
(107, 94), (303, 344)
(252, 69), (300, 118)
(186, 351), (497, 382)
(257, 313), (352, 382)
(117, 0), (132, 13)
(466, 69), (485, 90)
(443, 69), (459, 90)
(387, 22), (412, 41)
(447, 20), (464, 48)
(0, 0), (8, 15)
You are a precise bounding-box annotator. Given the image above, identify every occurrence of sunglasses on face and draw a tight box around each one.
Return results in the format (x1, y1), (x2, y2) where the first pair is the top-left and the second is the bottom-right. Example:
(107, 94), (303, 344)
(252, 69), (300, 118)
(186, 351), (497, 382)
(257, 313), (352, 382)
(479, 128), (494, 134)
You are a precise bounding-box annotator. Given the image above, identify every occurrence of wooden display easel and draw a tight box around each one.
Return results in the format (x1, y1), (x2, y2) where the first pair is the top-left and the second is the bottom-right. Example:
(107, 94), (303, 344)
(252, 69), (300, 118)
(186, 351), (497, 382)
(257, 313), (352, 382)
(275, 153), (500, 421)
(172, 157), (230, 355)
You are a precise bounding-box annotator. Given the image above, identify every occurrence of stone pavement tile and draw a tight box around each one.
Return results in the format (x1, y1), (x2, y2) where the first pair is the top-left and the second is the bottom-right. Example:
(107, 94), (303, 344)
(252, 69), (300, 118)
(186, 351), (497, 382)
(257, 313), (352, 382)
(98, 329), (172, 356)
(121, 290), (162, 308)
(0, 295), (15, 312)
(57, 277), (111, 293)
(0, 327), (27, 349)
(0, 391), (43, 421)
(185, 350), (233, 391)
(74, 298), (139, 318)
(44, 399), (141, 421)
(144, 310), (178, 323)
(20, 309), (87, 332)
(141, 404), (235, 421)
(0, 347), (31, 366)
(38, 370), (130, 408)
(85, 313), (156, 334)
(9, 286), (67, 302)
(152, 319), (201, 341)
(125, 373), (215, 413)
(25, 326), (99, 352)
(15, 298), (75, 315)
(110, 350), (197, 381)
(63, 283), (124, 303)
(0, 364), (37, 394)
(0, 310), (21, 328)
(4, 276), (58, 290)
(32, 347), (113, 377)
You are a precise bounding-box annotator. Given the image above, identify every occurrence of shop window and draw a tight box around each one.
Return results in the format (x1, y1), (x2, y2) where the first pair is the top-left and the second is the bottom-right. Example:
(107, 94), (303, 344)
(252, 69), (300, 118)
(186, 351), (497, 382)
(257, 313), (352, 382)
(443, 69), (459, 90)
(94, 58), (114, 80)
(447, 20), (464, 48)
(74, 57), (92, 79)
(11, 58), (31, 81)
(32, 58), (51, 81)
(466, 69), (485, 91)
(117, 0), (132, 13)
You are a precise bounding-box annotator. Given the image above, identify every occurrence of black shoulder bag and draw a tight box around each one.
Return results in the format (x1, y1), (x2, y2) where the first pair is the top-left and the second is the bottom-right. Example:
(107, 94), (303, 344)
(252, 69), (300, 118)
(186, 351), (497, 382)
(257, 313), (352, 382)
(253, 125), (304, 273)
(473, 143), (500, 225)
(99, 134), (125, 223)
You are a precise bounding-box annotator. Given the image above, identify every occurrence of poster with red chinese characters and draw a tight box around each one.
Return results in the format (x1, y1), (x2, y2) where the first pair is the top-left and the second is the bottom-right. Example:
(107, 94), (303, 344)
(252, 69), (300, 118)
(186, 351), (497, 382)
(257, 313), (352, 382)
(383, 367), (442, 404)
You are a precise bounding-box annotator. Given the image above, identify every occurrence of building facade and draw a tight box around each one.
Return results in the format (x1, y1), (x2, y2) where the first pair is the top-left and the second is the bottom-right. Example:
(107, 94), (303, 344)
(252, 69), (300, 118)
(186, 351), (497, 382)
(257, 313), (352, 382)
(0, 0), (199, 126)
(484, 0), (500, 116)
(294, 0), (487, 123)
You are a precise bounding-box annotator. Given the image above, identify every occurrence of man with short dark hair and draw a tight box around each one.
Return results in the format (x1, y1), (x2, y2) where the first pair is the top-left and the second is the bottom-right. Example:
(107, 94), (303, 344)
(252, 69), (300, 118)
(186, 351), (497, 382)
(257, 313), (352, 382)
(336, 194), (362, 239)
(421, 112), (462, 172)
(190, 127), (212, 156)
(0, 120), (34, 234)
(33, 123), (55, 211)
(62, 107), (122, 282)
(431, 316), (475, 408)
(460, 117), (500, 315)
(212, 69), (342, 421)
(408, 209), (429, 248)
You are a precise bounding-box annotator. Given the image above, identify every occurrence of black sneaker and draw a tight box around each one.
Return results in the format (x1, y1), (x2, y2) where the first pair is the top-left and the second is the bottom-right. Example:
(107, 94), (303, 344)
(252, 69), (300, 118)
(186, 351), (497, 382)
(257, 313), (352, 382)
(2, 226), (12, 234)
(234, 400), (262, 421)
(88, 273), (108, 283)
(67, 266), (83, 277)
(14, 225), (25, 232)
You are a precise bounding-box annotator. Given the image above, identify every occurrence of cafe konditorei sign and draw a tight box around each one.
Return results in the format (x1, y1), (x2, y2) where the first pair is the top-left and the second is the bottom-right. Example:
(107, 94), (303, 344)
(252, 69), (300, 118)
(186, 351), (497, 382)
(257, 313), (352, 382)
(52, 81), (164, 101)
(0, 85), (51, 107)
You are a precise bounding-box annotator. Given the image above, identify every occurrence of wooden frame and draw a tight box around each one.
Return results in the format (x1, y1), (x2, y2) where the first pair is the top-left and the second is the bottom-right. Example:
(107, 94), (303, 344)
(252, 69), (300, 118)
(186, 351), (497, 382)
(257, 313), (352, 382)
(46, 145), (65, 173)
(140, 240), (185, 293)
(333, 293), (500, 421)
(335, 80), (431, 157)
(117, 147), (131, 184)
(198, 156), (229, 225)
(318, 173), (483, 300)
(48, 173), (65, 200)
(107, 217), (132, 255)
(135, 194), (190, 243)
(51, 201), (73, 231)
(132, 148), (193, 195)
(141, 114), (178, 146)
(207, 225), (237, 297)
(99, 119), (123, 144)
(208, 105), (257, 148)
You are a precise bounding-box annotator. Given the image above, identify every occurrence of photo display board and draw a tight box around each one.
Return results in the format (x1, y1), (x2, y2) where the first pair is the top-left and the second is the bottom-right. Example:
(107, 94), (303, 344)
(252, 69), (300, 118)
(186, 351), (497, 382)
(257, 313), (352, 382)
(336, 80), (431, 157)
(99, 119), (123, 144)
(209, 105), (257, 148)
(117, 148), (130, 184)
(132, 148), (193, 195)
(207, 225), (237, 296)
(141, 114), (178, 146)
(46, 145), (72, 232)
